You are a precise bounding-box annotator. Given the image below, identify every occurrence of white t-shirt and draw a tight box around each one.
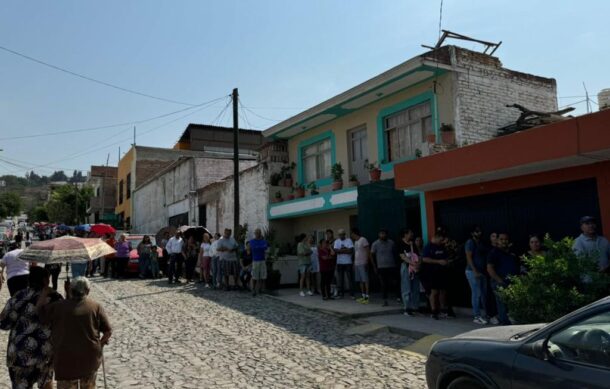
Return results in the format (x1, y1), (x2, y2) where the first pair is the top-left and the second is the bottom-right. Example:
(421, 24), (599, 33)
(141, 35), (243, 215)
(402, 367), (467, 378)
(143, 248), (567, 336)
(333, 238), (354, 265)
(354, 237), (370, 266)
(0, 249), (29, 279)
(200, 242), (212, 257)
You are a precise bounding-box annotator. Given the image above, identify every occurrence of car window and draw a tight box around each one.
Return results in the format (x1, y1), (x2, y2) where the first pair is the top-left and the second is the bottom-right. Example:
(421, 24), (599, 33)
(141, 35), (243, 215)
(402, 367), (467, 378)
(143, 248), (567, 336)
(548, 310), (610, 369)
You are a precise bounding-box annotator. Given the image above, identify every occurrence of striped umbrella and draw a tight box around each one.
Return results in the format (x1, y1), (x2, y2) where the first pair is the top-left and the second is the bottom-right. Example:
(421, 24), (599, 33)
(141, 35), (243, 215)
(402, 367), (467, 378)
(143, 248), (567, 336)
(18, 236), (116, 264)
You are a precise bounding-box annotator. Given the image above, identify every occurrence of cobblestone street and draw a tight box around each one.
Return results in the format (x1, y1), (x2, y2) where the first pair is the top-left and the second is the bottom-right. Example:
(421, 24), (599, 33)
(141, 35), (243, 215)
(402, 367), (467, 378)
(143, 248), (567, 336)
(0, 277), (427, 388)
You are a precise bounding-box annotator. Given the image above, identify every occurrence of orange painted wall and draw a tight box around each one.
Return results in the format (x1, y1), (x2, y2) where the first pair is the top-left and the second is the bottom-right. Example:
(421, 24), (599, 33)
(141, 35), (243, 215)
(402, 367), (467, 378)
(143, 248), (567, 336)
(424, 161), (610, 239)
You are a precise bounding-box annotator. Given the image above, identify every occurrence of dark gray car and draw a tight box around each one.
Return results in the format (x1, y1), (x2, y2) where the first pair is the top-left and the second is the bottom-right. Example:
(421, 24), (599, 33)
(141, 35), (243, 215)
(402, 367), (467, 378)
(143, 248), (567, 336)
(426, 296), (610, 388)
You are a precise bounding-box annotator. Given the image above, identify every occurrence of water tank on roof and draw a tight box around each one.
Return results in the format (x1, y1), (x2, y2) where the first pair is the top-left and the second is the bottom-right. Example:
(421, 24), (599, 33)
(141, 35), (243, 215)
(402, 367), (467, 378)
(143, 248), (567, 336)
(598, 88), (610, 110)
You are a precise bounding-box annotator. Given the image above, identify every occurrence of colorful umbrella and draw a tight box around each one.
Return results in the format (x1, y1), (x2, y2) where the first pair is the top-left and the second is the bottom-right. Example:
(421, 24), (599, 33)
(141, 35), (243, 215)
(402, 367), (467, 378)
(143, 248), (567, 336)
(18, 236), (116, 264)
(90, 224), (116, 236)
(75, 224), (91, 232)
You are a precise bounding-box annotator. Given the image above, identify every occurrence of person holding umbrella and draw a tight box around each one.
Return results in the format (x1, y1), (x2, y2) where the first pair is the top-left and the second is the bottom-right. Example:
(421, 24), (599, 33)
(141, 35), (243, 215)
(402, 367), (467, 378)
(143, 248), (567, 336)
(0, 267), (63, 389)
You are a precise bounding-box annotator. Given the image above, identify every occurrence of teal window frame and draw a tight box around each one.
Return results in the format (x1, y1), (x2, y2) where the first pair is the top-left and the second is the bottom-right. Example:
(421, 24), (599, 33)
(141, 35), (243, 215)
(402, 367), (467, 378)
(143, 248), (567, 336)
(297, 130), (336, 187)
(376, 91), (439, 172)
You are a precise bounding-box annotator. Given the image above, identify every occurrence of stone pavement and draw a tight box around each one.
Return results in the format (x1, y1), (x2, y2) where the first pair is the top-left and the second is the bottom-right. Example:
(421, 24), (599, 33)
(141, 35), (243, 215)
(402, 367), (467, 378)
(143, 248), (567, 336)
(0, 277), (428, 388)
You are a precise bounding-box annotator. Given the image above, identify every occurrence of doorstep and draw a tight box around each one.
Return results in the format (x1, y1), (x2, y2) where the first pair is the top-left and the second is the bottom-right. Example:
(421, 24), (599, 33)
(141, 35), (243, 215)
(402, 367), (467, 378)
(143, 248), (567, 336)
(266, 288), (403, 319)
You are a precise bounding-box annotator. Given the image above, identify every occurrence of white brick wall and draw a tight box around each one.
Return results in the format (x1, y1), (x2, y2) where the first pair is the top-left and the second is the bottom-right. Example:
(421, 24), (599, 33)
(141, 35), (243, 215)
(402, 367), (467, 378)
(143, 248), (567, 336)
(449, 47), (558, 145)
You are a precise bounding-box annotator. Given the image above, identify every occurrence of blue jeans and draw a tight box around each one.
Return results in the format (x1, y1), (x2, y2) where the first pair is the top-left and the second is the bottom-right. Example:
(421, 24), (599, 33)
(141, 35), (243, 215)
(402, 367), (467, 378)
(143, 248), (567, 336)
(491, 280), (511, 325)
(139, 253), (150, 278)
(211, 256), (222, 286)
(400, 263), (420, 311)
(71, 262), (87, 278)
(465, 269), (488, 318)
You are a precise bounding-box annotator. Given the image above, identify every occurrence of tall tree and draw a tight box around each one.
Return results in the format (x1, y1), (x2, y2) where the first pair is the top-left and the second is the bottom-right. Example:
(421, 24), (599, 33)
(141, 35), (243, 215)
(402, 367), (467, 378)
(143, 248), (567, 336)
(45, 184), (93, 224)
(0, 192), (23, 218)
(49, 170), (68, 182)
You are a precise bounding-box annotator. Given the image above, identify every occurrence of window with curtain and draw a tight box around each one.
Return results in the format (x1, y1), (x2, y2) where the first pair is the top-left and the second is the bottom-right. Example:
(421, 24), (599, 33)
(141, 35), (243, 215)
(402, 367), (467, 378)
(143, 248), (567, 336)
(384, 101), (432, 162)
(302, 138), (331, 184)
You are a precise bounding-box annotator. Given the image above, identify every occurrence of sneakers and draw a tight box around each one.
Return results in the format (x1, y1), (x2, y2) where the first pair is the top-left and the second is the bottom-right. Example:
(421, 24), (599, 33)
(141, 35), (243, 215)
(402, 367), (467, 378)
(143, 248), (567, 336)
(307, 291), (314, 296)
(356, 297), (369, 304)
(489, 316), (500, 325)
(299, 291), (306, 297)
(473, 316), (488, 325)
(205, 283), (211, 289)
(439, 312), (449, 319)
(403, 310), (415, 317)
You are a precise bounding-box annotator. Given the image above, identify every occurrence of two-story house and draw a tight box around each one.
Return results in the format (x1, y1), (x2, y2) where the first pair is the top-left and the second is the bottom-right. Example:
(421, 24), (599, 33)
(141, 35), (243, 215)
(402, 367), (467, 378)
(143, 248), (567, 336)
(263, 45), (557, 243)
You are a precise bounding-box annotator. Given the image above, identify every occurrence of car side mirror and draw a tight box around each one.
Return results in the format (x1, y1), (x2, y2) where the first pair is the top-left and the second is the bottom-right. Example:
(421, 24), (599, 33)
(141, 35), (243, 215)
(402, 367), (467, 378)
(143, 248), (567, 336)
(530, 339), (550, 360)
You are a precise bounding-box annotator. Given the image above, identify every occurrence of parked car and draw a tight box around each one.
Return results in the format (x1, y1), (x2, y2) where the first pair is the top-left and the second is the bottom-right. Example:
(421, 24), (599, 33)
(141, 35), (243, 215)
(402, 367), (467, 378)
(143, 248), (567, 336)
(123, 234), (164, 275)
(426, 296), (610, 389)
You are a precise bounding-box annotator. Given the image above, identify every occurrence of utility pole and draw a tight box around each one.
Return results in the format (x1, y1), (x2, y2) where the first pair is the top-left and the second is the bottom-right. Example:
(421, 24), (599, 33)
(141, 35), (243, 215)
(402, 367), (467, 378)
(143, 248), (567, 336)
(232, 88), (239, 237)
(101, 153), (110, 223)
(133, 126), (136, 146)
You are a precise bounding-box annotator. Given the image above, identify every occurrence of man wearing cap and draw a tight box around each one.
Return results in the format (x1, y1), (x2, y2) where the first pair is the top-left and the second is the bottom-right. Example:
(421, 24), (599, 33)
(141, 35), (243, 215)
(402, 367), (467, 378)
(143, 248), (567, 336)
(573, 216), (610, 274)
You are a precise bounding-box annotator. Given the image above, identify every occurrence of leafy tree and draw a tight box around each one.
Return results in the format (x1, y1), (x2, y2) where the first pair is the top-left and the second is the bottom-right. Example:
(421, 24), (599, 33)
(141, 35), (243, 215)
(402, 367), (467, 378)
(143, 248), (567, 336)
(49, 170), (68, 182)
(45, 184), (93, 224)
(29, 205), (49, 222)
(0, 192), (23, 218)
(499, 236), (607, 324)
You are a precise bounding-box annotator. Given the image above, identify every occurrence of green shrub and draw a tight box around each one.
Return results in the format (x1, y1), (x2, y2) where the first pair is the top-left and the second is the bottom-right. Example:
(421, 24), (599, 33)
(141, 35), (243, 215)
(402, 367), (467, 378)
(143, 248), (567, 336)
(498, 236), (607, 324)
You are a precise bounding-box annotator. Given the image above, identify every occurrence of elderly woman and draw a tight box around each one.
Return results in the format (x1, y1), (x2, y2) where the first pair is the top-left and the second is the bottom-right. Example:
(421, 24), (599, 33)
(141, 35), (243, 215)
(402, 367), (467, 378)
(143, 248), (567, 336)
(38, 277), (112, 389)
(0, 267), (63, 389)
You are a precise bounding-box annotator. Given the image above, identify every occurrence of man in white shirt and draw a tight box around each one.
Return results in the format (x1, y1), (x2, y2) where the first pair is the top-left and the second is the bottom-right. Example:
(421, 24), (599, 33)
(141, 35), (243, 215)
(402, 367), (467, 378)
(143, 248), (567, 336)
(333, 228), (354, 298)
(0, 244), (29, 297)
(165, 231), (185, 284)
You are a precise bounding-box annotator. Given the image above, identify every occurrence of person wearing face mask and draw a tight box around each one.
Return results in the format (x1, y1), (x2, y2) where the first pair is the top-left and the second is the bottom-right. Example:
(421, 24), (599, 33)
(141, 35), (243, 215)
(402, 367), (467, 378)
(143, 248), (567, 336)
(465, 225), (489, 325)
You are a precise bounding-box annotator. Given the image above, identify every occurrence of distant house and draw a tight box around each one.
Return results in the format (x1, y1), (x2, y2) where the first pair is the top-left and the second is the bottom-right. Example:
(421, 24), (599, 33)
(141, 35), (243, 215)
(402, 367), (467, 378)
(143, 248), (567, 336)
(86, 165), (117, 225)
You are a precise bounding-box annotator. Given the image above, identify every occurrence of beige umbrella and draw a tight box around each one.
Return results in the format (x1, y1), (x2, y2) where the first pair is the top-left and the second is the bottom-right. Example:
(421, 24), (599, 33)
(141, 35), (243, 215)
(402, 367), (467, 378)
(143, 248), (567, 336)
(18, 236), (116, 264)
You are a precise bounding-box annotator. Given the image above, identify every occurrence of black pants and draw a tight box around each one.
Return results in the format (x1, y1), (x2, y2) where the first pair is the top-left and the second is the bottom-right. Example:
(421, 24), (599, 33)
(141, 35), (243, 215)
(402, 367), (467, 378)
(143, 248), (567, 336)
(185, 256), (197, 281)
(485, 275), (498, 317)
(45, 264), (61, 290)
(321, 270), (334, 298)
(7, 275), (28, 297)
(168, 254), (184, 282)
(378, 267), (397, 301)
(336, 264), (354, 297)
(116, 257), (128, 278)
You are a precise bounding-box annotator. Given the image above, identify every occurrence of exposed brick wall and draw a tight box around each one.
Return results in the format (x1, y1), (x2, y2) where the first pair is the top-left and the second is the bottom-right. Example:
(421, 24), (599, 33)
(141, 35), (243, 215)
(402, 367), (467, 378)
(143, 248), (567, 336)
(449, 46), (558, 145)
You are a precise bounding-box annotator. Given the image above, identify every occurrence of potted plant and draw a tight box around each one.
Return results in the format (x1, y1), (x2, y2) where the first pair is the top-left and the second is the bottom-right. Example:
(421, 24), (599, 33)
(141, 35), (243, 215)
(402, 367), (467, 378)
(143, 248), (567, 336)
(364, 159), (382, 182)
(426, 132), (436, 144)
(415, 148), (423, 159)
(274, 191), (283, 203)
(286, 186), (295, 201)
(270, 172), (282, 186)
(440, 123), (455, 144)
(294, 183), (305, 198)
(280, 162), (296, 187)
(331, 162), (344, 190)
(307, 182), (319, 195)
(348, 174), (359, 187)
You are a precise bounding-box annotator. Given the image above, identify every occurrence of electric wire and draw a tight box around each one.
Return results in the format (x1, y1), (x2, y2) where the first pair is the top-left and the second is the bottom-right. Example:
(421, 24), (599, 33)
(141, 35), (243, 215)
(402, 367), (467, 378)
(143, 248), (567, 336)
(0, 44), (196, 106)
(0, 95), (228, 141)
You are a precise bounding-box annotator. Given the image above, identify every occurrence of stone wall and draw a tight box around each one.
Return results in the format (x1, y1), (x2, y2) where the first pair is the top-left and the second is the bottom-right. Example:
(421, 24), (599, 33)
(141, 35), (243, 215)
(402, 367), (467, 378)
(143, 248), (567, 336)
(449, 46), (558, 145)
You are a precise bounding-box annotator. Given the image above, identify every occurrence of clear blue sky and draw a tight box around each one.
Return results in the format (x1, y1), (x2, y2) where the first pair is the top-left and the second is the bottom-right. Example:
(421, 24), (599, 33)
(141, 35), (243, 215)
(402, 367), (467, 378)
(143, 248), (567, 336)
(1, 0), (608, 176)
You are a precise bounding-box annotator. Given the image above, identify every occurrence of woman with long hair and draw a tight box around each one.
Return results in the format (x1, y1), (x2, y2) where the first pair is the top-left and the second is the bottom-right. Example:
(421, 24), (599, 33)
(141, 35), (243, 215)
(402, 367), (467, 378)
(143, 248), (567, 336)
(137, 235), (153, 279)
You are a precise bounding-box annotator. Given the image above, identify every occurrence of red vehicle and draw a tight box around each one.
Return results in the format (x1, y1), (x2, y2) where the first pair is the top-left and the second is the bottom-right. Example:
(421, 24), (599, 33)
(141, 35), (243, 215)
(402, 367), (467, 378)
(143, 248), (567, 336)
(124, 234), (164, 275)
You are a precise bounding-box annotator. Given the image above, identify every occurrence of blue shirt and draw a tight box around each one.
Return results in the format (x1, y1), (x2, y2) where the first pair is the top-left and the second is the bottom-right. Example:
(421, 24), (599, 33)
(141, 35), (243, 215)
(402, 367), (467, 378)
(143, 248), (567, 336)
(465, 239), (487, 273)
(573, 234), (610, 271)
(487, 248), (519, 280)
(249, 238), (268, 262)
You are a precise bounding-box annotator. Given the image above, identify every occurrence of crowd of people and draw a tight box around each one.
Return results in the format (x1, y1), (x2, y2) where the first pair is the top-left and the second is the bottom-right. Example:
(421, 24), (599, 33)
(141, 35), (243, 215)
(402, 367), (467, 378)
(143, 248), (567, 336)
(0, 236), (112, 388)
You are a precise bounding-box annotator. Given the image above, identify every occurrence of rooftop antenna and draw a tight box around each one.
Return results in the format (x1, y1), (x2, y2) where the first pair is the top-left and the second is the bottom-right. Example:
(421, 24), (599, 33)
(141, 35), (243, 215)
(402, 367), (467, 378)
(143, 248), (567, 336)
(583, 82), (592, 113)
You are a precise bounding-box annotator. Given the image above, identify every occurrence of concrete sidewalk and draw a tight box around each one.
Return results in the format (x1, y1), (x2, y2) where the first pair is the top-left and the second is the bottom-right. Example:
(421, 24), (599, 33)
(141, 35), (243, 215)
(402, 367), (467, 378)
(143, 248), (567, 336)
(268, 288), (482, 342)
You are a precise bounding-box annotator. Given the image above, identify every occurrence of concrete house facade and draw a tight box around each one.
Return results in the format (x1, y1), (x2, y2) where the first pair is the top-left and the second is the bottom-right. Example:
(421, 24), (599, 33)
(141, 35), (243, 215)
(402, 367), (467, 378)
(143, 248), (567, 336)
(262, 45), (557, 243)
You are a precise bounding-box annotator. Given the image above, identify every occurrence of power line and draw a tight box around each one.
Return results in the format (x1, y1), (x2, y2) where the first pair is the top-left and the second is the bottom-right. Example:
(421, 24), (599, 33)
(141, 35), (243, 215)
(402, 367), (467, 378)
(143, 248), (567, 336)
(0, 44), (196, 106)
(241, 105), (283, 122)
(1, 98), (227, 175)
(0, 95), (228, 141)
